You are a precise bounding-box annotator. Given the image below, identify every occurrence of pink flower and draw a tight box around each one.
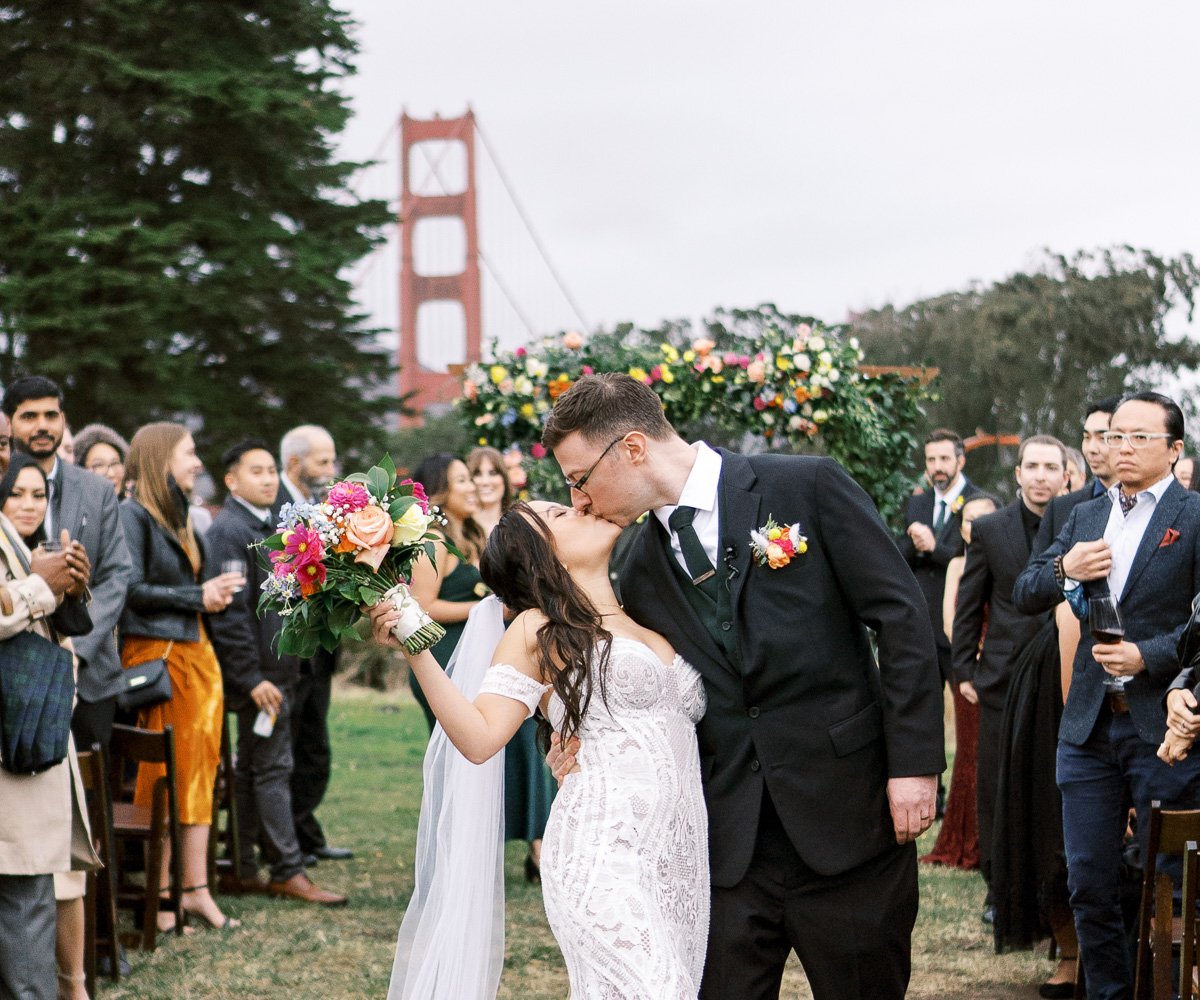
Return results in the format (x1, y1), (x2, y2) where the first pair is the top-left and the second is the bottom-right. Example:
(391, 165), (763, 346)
(692, 338), (715, 356)
(581, 365), (594, 375)
(327, 481), (370, 514)
(297, 560), (327, 598)
(515, 346), (527, 357)
(753, 397), (768, 411)
(531, 442), (547, 459)
(399, 478), (429, 513)
(282, 525), (325, 568)
(723, 352), (738, 365)
(562, 331), (583, 350)
(747, 361), (766, 383)
(650, 365), (663, 381)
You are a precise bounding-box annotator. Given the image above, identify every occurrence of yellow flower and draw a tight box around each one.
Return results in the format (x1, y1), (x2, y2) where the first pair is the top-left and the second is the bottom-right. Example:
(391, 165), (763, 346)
(392, 504), (430, 546)
(520, 403), (535, 419)
(660, 367), (675, 384)
(768, 527), (782, 540)
(478, 436), (488, 445)
(628, 366), (648, 382)
(776, 356), (791, 371)
(797, 539), (808, 554)
(683, 349), (696, 363)
(660, 343), (680, 363)
(489, 365), (508, 385)
(813, 408), (829, 424)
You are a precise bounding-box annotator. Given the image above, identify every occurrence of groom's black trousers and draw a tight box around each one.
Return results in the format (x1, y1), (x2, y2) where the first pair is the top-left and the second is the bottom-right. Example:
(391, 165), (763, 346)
(700, 792), (918, 1000)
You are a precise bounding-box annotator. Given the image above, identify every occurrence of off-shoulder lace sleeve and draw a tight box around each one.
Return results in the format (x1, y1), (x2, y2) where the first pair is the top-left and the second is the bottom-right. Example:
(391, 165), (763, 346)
(477, 662), (550, 718)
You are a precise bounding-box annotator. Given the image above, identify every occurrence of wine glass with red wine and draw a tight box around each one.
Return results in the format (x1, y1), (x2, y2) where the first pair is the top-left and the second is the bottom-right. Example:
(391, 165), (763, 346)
(1089, 594), (1125, 645)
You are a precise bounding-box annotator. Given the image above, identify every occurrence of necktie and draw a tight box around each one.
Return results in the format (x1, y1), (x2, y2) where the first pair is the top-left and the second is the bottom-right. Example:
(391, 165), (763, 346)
(933, 499), (947, 534)
(668, 506), (719, 601)
(1119, 491), (1138, 516)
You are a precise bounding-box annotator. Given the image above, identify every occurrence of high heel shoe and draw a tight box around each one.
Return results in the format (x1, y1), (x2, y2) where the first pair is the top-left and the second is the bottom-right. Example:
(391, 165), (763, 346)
(1038, 956), (1077, 999)
(180, 884), (241, 930)
(524, 853), (541, 883)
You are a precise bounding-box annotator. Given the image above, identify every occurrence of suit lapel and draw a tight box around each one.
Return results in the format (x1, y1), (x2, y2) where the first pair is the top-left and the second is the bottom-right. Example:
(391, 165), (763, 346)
(1120, 482), (1186, 601)
(56, 465), (84, 538)
(1000, 502), (1031, 578)
(718, 451), (760, 617)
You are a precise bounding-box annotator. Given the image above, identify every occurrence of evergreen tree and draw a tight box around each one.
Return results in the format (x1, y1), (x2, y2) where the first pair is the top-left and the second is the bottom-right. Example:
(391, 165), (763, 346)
(0, 1), (394, 459)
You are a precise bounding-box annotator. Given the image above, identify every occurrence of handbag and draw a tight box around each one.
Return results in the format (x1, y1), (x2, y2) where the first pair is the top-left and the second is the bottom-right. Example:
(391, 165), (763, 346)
(0, 629), (76, 775)
(117, 641), (174, 712)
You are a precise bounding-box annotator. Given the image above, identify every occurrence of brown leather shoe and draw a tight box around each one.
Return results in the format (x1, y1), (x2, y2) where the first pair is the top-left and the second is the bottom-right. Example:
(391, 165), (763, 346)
(219, 873), (272, 896)
(267, 873), (348, 907)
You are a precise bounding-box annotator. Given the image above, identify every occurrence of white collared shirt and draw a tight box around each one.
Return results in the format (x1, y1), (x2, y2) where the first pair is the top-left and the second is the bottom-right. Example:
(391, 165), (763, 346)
(654, 441), (723, 574)
(1104, 473), (1175, 600)
(280, 473), (309, 505)
(234, 495), (274, 525)
(931, 473), (966, 529)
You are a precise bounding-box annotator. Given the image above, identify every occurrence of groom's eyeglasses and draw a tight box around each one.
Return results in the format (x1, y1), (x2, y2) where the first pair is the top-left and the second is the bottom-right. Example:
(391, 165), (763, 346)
(564, 434), (626, 495)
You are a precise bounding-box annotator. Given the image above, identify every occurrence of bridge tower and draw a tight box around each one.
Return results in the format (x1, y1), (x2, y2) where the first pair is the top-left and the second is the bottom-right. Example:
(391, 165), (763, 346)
(398, 110), (482, 423)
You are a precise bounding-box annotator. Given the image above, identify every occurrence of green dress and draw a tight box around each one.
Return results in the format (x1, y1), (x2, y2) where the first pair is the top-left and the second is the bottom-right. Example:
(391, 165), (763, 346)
(409, 559), (484, 732)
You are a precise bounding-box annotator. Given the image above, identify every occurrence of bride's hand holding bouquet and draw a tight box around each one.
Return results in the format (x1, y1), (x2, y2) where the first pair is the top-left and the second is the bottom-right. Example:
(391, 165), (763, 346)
(257, 455), (456, 657)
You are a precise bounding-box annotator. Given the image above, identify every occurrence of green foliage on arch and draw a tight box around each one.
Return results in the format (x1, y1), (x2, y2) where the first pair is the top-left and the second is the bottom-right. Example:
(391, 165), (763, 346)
(455, 305), (933, 524)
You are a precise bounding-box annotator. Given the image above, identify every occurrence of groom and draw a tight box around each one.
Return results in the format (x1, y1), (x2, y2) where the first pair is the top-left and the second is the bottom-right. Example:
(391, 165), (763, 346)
(544, 373), (944, 1000)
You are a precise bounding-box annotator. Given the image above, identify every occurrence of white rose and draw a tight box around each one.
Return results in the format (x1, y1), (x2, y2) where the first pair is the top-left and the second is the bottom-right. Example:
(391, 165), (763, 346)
(809, 336), (826, 352)
(392, 504), (431, 546)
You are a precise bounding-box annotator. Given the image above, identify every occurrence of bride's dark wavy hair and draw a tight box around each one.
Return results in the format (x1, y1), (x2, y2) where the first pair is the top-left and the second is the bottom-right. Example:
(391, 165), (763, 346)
(479, 501), (611, 749)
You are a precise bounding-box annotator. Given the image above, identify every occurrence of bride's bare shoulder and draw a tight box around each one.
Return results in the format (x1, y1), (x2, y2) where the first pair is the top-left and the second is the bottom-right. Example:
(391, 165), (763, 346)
(491, 609), (547, 678)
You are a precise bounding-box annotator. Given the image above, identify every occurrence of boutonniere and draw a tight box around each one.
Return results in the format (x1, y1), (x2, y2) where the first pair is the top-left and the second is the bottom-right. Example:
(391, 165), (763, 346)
(1161, 528), (1181, 549)
(750, 516), (807, 569)
(952, 495), (966, 515)
(473, 581), (493, 599)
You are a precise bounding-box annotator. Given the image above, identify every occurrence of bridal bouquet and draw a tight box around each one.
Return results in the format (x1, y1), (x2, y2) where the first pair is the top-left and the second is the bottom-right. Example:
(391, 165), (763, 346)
(258, 456), (450, 657)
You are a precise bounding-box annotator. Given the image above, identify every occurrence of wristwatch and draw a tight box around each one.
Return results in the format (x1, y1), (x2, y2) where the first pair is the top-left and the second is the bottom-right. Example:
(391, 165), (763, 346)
(1054, 555), (1081, 591)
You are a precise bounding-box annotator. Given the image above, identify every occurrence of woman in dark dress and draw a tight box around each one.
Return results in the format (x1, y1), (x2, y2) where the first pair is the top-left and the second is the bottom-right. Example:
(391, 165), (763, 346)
(408, 454), (487, 732)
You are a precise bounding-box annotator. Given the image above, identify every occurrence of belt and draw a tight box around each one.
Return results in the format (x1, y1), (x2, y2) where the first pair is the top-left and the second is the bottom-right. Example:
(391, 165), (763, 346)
(1107, 691), (1130, 715)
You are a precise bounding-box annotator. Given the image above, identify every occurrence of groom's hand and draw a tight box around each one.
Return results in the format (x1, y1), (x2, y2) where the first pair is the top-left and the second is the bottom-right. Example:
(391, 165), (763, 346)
(547, 732), (582, 785)
(887, 774), (938, 844)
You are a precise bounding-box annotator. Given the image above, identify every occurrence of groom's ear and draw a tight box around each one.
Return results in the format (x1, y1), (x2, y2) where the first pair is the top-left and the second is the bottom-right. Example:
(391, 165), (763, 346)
(623, 431), (650, 467)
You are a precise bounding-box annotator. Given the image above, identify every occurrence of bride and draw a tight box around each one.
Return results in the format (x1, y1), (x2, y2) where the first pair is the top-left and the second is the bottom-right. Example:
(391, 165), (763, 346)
(371, 500), (708, 1000)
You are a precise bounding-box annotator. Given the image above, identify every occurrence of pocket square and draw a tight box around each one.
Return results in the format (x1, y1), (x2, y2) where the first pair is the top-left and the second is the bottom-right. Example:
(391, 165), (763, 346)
(1161, 528), (1181, 548)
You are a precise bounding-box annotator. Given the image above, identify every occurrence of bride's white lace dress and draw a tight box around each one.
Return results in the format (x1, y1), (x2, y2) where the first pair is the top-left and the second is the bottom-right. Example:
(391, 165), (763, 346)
(479, 636), (709, 1000)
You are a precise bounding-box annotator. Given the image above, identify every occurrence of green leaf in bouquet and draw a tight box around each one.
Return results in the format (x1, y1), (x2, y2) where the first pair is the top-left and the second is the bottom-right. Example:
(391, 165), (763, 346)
(423, 540), (437, 566)
(259, 534), (287, 552)
(379, 454), (397, 480)
(389, 495), (415, 519)
(367, 465), (390, 501)
(345, 472), (371, 485)
(359, 585), (379, 606)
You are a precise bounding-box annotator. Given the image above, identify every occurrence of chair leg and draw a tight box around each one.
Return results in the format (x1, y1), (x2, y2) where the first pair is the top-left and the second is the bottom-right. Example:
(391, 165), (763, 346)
(1153, 873), (1173, 1000)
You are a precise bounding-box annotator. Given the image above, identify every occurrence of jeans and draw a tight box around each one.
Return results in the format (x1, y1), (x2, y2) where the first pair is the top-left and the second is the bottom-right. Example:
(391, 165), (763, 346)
(1057, 709), (1200, 1000)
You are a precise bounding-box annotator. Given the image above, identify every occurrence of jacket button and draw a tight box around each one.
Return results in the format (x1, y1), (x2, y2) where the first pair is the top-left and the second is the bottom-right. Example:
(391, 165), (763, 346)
(750, 759), (761, 772)
(720, 621), (732, 631)
(748, 707), (760, 719)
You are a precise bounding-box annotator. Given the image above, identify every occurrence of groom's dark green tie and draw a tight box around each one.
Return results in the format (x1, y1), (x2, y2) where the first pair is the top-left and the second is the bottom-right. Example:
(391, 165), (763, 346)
(668, 505), (719, 602)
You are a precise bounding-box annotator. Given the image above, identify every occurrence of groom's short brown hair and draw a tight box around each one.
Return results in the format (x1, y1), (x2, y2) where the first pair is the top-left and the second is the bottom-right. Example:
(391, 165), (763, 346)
(542, 372), (675, 449)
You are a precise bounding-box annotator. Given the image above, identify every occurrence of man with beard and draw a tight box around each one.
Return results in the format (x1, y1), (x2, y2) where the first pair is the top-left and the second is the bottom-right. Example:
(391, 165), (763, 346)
(898, 429), (980, 822)
(273, 424), (352, 865)
(2, 376), (131, 750)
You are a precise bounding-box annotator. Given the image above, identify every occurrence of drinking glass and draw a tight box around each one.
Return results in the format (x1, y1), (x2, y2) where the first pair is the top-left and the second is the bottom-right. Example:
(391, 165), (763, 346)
(1089, 594), (1125, 645)
(222, 559), (247, 593)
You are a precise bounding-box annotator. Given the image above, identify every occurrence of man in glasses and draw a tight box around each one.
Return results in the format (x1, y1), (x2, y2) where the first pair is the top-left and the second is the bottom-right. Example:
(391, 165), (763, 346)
(1015, 391), (1200, 999)
(543, 373), (944, 1000)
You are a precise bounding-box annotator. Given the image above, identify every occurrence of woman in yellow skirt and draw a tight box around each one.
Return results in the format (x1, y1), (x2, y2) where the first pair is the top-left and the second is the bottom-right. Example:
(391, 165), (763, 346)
(119, 423), (244, 932)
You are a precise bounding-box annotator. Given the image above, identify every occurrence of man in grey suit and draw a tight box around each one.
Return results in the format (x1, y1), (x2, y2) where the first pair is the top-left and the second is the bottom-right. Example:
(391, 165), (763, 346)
(3, 375), (131, 749)
(1014, 392), (1200, 1000)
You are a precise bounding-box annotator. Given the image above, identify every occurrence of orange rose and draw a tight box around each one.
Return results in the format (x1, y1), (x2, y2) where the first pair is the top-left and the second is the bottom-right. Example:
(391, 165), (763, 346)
(766, 543), (790, 569)
(344, 504), (393, 571)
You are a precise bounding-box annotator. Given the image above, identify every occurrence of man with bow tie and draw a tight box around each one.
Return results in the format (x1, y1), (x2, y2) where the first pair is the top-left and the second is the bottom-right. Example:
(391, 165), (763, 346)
(1014, 391), (1200, 1000)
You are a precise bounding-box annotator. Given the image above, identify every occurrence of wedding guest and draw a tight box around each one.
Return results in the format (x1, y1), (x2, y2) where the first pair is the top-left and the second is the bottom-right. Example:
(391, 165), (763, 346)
(57, 425), (74, 465)
(73, 423), (129, 498)
(119, 422), (244, 932)
(205, 440), (346, 906)
(4, 378), (132, 755)
(467, 445), (555, 881)
(1014, 392), (1200, 998)
(274, 424), (351, 865)
(0, 505), (96, 1000)
(921, 492), (997, 871)
(0, 454), (95, 999)
(408, 453), (486, 732)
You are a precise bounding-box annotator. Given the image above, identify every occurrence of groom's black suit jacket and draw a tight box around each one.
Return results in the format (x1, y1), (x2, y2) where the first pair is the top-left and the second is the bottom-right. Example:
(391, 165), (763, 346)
(619, 451), (945, 887)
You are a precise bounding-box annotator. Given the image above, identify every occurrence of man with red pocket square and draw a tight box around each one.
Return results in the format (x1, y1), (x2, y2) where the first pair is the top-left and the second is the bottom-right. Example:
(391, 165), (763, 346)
(1014, 391), (1200, 1000)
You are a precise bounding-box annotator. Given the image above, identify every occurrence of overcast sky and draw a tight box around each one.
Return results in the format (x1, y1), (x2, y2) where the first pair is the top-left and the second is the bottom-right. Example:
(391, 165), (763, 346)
(336, 1), (1200, 350)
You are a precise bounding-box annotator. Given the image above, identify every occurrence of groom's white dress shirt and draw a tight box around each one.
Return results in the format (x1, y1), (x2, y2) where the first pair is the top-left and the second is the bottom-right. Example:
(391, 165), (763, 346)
(654, 441), (724, 572)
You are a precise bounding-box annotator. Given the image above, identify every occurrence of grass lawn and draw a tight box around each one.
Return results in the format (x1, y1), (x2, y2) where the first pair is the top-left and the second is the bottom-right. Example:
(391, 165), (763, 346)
(100, 686), (1061, 999)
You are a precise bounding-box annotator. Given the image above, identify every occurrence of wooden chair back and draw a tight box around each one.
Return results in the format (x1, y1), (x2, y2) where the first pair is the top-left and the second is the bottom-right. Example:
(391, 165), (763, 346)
(1134, 803), (1200, 1000)
(76, 745), (120, 995)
